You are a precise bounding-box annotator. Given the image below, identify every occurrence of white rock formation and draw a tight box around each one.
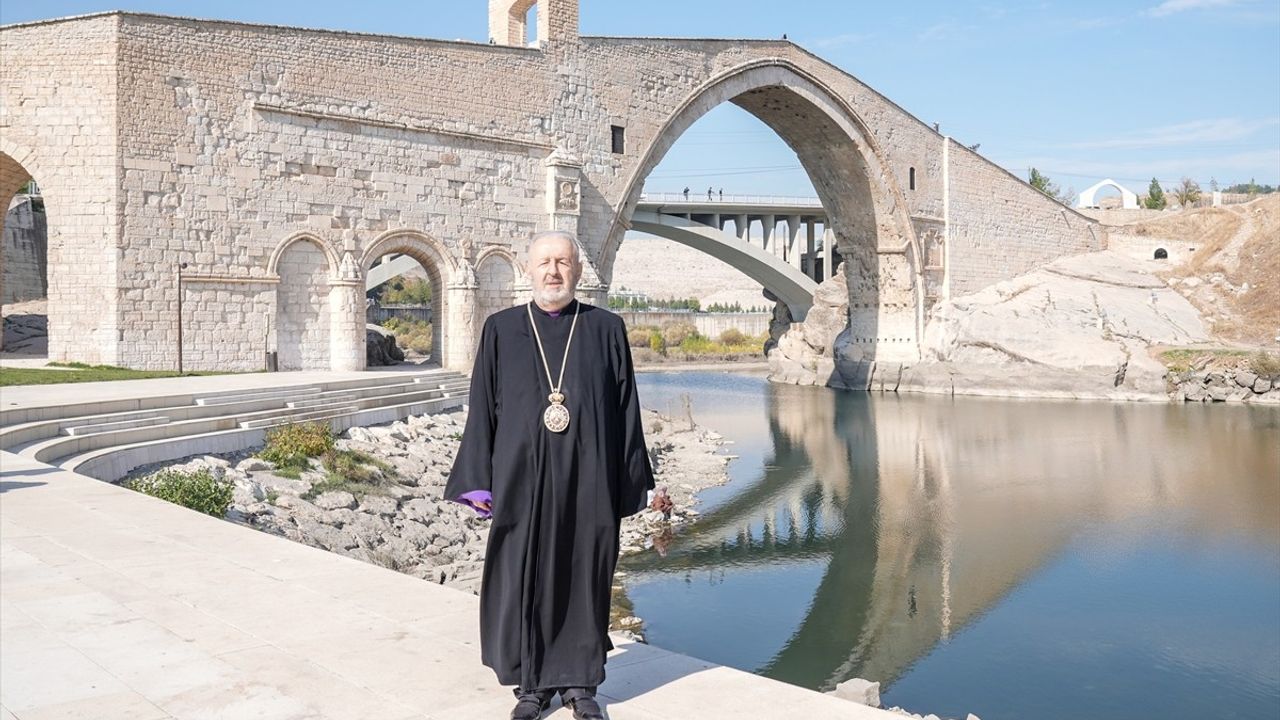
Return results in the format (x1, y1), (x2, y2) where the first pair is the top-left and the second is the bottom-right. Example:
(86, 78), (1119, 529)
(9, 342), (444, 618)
(901, 251), (1209, 400)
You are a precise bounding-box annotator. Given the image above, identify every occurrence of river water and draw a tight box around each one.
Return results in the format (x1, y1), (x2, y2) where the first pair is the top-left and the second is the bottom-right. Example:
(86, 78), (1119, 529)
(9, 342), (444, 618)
(626, 371), (1280, 720)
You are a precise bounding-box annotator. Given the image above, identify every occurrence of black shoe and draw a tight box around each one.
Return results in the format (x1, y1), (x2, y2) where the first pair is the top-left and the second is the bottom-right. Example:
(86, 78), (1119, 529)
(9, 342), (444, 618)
(509, 690), (551, 720)
(566, 694), (605, 720)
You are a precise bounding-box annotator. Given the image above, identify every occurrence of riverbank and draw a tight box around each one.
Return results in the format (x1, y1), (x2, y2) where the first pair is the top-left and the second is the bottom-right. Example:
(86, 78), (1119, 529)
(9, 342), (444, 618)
(120, 405), (734, 611)
(636, 358), (769, 374)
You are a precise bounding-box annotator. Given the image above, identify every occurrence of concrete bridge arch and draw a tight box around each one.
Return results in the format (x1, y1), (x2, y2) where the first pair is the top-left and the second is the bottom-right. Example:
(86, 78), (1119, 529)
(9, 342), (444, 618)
(602, 60), (925, 353)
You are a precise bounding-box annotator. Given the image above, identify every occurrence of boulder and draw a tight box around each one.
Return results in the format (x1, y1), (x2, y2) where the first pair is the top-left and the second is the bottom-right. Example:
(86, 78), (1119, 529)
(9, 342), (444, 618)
(366, 323), (406, 367)
(236, 457), (273, 472)
(828, 678), (880, 707)
(313, 491), (357, 510)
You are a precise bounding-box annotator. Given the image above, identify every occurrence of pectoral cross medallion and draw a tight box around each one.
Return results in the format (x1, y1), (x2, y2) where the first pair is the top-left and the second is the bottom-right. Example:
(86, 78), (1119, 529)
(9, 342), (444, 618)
(543, 392), (570, 433)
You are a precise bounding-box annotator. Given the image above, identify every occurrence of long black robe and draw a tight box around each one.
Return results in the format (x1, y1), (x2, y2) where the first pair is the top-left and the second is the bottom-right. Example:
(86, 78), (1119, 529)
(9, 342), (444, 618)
(444, 299), (655, 691)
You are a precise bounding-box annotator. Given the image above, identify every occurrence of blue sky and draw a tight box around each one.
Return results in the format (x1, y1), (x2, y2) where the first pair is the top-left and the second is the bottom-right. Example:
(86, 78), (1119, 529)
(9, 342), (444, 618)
(5, 0), (1278, 198)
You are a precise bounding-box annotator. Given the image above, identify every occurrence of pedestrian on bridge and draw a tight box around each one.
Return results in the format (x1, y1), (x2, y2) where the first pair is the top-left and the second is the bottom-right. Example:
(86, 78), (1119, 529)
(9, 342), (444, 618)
(707, 186), (714, 200)
(682, 186), (689, 200)
(447, 230), (655, 720)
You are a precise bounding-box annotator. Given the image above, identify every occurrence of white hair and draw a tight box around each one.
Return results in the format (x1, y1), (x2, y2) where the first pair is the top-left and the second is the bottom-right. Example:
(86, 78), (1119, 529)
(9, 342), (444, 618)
(529, 230), (582, 266)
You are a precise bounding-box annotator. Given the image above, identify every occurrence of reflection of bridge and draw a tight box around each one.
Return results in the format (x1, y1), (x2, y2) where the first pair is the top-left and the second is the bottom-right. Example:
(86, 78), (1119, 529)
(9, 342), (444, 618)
(633, 194), (836, 321)
(624, 383), (1278, 694)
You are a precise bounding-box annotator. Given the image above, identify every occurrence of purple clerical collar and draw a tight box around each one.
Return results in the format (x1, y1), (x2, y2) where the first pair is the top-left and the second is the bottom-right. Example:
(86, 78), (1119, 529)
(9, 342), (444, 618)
(533, 300), (574, 318)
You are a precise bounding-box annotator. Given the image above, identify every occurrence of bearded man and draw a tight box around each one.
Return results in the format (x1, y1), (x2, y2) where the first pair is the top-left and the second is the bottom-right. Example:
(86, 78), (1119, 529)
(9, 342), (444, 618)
(445, 230), (655, 720)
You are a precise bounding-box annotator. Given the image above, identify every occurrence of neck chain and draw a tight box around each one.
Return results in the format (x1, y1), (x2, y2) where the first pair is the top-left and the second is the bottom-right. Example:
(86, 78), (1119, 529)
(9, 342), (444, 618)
(526, 300), (579, 433)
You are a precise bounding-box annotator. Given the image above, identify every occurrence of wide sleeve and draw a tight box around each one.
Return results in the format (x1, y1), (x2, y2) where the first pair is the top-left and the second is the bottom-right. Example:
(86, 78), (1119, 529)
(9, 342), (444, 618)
(445, 316), (499, 511)
(614, 320), (656, 519)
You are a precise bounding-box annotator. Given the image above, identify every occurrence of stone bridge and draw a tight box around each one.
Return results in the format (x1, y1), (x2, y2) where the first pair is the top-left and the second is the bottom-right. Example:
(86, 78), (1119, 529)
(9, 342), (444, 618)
(0, 0), (1101, 372)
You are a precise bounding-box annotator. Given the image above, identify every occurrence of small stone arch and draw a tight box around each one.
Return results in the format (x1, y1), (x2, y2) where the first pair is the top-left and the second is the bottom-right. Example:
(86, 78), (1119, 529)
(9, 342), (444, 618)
(360, 229), (457, 367)
(273, 233), (339, 370)
(475, 247), (520, 322)
(266, 232), (342, 279)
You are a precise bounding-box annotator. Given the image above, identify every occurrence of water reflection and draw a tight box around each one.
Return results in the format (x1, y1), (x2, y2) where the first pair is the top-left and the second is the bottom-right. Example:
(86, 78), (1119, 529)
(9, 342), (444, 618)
(624, 375), (1280, 717)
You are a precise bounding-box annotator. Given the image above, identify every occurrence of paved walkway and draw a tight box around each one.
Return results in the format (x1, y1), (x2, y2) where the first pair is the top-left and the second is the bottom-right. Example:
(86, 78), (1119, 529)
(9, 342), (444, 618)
(1, 448), (894, 719)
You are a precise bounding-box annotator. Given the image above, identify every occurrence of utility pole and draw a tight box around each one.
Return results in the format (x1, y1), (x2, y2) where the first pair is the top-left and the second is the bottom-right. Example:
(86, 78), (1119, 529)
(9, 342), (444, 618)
(176, 262), (188, 373)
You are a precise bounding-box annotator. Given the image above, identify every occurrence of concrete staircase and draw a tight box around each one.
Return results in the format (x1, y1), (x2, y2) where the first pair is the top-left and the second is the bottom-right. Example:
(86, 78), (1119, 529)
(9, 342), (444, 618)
(0, 370), (470, 482)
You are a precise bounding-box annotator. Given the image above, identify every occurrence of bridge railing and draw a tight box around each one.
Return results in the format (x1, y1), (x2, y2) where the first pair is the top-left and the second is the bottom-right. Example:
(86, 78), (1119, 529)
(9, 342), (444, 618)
(638, 191), (823, 207)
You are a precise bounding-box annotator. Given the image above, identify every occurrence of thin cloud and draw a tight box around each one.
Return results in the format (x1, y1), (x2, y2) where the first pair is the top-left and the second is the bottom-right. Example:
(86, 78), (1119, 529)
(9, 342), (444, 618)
(1146, 0), (1243, 18)
(1066, 117), (1280, 150)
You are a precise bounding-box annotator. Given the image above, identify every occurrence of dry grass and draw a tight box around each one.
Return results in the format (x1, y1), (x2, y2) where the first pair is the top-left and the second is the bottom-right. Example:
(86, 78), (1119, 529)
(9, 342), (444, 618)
(1145, 195), (1280, 345)
(1131, 207), (1243, 274)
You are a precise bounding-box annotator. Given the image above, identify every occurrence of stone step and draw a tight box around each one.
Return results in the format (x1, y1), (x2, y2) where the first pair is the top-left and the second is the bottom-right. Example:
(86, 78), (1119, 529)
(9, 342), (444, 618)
(65, 393), (467, 481)
(194, 386), (323, 406)
(63, 416), (170, 437)
(239, 406), (361, 429)
(286, 393), (362, 409)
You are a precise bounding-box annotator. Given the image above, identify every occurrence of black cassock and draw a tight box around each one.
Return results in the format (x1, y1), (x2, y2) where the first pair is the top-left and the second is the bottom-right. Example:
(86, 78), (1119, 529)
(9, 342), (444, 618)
(444, 299), (655, 691)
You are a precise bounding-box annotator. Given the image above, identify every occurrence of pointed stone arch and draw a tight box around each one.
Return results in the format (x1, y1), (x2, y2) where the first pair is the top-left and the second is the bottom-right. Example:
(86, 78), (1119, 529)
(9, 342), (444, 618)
(601, 59), (924, 361)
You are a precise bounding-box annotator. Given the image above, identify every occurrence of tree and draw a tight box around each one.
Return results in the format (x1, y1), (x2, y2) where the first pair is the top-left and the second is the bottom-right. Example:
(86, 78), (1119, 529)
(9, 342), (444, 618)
(1173, 177), (1201, 209)
(1144, 178), (1167, 210)
(1028, 168), (1059, 197)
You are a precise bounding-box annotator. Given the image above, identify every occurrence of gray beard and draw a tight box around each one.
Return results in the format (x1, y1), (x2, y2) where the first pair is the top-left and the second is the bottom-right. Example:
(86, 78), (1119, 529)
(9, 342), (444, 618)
(532, 285), (575, 307)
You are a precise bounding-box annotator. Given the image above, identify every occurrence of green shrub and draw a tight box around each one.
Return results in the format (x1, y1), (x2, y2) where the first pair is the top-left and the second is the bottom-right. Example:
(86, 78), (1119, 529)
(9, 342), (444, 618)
(126, 469), (233, 517)
(661, 321), (698, 346)
(648, 331), (665, 354)
(303, 449), (396, 499)
(679, 334), (716, 354)
(259, 421), (334, 470)
(718, 327), (747, 345)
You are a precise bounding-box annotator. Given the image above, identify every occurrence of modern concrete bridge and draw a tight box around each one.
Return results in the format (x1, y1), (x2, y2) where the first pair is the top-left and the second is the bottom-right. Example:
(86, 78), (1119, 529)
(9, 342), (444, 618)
(368, 193), (832, 321)
(631, 193), (832, 321)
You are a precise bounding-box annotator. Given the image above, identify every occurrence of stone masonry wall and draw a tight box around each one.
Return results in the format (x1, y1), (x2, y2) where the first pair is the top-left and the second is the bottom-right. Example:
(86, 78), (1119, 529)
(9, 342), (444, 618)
(0, 16), (120, 362)
(107, 14), (557, 369)
(946, 146), (1101, 297)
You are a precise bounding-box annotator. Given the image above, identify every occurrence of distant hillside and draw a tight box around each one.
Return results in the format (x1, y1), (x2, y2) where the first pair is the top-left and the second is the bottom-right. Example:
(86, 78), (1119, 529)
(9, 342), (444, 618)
(610, 234), (769, 310)
(1126, 195), (1280, 346)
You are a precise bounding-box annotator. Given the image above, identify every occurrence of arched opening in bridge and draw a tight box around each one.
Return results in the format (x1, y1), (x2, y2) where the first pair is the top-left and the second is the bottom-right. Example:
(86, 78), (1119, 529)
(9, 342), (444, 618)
(0, 152), (49, 359)
(1154, 248), (1168, 260)
(604, 63), (921, 366)
(614, 104), (833, 346)
(360, 231), (454, 369)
